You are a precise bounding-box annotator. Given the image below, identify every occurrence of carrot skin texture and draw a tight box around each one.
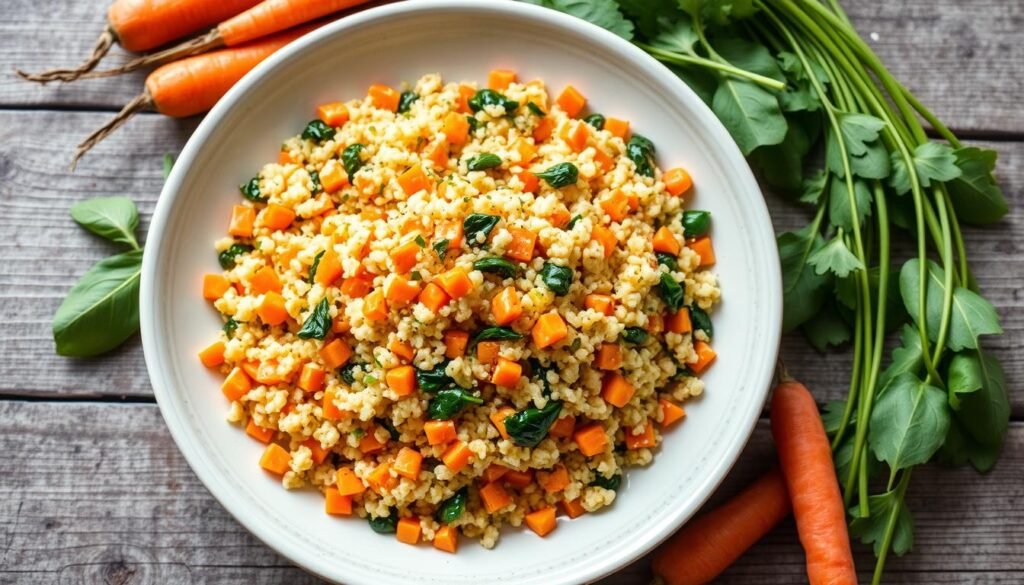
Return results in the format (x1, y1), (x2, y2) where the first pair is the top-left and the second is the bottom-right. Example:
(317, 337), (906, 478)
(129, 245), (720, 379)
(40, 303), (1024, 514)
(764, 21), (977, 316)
(651, 469), (791, 585)
(108, 0), (260, 51)
(217, 0), (370, 46)
(771, 381), (858, 585)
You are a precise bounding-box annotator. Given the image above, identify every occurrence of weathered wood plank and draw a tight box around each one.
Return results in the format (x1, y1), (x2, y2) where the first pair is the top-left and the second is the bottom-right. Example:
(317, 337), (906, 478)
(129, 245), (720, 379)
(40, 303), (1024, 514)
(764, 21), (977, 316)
(0, 401), (1020, 583)
(0, 0), (1021, 133)
(1, 110), (1020, 412)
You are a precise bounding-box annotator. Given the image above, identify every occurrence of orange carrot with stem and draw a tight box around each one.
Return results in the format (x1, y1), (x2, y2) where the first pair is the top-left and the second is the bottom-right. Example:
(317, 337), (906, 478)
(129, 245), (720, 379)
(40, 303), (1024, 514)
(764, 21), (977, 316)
(651, 469), (791, 585)
(771, 374), (858, 585)
(18, 0), (261, 82)
(72, 23), (318, 169)
(77, 0), (372, 80)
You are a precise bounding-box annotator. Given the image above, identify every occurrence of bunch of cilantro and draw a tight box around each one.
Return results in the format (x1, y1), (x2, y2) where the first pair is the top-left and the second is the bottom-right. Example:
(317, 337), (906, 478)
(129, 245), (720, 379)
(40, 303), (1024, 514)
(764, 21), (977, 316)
(524, 0), (1009, 582)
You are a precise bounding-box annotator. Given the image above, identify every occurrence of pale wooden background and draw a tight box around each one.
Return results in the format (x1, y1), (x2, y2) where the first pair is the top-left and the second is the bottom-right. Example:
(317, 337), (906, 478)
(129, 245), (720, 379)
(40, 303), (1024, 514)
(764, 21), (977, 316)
(0, 1), (1021, 583)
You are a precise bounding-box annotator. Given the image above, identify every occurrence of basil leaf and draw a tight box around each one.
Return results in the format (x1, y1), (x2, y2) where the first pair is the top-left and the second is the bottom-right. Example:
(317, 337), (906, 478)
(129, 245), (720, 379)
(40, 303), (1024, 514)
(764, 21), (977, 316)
(589, 472), (621, 491)
(539, 262), (573, 295)
(473, 257), (518, 279)
(535, 162), (579, 188)
(223, 317), (240, 337)
(342, 144), (366, 177)
(504, 400), (562, 447)
(427, 388), (483, 420)
(436, 487), (468, 523)
(397, 90), (419, 114)
(626, 134), (656, 177)
(302, 119), (335, 143)
(471, 327), (523, 348)
(681, 210), (711, 237)
(239, 177), (267, 203)
(52, 249), (143, 357)
(415, 360), (453, 393)
(297, 298), (331, 340)
(368, 510), (398, 534)
(622, 326), (648, 344)
(308, 250), (325, 283)
(658, 272), (684, 313)
(584, 113), (605, 130)
(655, 252), (678, 271)
(689, 305), (713, 338)
(463, 213), (501, 247)
(69, 197), (140, 248)
(527, 101), (546, 116)
(218, 244), (253, 269)
(468, 89), (519, 113)
(467, 153), (502, 171)
(433, 239), (450, 260)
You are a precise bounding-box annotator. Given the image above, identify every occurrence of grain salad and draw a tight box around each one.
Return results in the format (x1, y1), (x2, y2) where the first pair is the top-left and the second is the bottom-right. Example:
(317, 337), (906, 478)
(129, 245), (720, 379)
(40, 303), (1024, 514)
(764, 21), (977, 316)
(196, 71), (719, 552)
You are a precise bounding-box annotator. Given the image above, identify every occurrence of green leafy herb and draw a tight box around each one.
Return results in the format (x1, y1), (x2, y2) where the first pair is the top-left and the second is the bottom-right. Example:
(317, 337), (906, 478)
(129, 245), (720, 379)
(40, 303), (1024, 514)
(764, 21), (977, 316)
(162, 154), (175, 179)
(466, 115), (481, 132)
(397, 90), (419, 114)
(297, 298), (331, 339)
(218, 244), (254, 269)
(566, 214), (583, 229)
(414, 235), (426, 248)
(342, 144), (365, 176)
(888, 141), (961, 195)
(527, 101), (546, 116)
(584, 113), (605, 129)
(534, 162), (579, 188)
(338, 362), (361, 385)
(625, 134), (655, 177)
(368, 510), (398, 534)
(433, 239), (450, 260)
(468, 89), (519, 113)
(589, 473), (622, 491)
(301, 119), (335, 143)
(436, 487), (468, 523)
(622, 326), (648, 344)
(777, 224), (829, 332)
(849, 490), (914, 557)
(473, 257), (518, 279)
(808, 234), (864, 278)
(69, 197), (140, 249)
(463, 213), (501, 246)
(899, 259), (1001, 351)
(239, 177), (266, 202)
(658, 272), (683, 313)
(868, 373), (949, 472)
(308, 250), (325, 283)
(467, 153), (502, 171)
(503, 401), (563, 448)
(415, 361), (453, 393)
(308, 170), (321, 193)
(945, 147), (1009, 225)
(528, 357), (554, 397)
(947, 351), (1009, 448)
(525, 0), (634, 39)
(427, 388), (483, 420)
(470, 327), (523, 348)
(689, 305), (713, 338)
(825, 112), (889, 179)
(538, 262), (573, 295)
(655, 252), (678, 270)
(378, 418), (401, 441)
(410, 270), (422, 281)
(680, 210), (711, 237)
(223, 317), (240, 337)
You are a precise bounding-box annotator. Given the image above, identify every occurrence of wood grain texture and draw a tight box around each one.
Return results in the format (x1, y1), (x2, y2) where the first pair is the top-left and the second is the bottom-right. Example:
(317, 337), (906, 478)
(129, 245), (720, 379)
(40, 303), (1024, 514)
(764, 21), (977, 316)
(0, 109), (1020, 412)
(0, 401), (1020, 584)
(0, 0), (1022, 134)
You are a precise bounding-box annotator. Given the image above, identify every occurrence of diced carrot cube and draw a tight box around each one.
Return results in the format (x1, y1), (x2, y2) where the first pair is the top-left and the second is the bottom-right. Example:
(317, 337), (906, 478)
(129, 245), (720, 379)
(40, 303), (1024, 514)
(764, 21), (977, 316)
(599, 189), (630, 222)
(441, 440), (472, 473)
(525, 507), (557, 537)
(518, 170), (540, 193)
(573, 423), (608, 457)
(690, 236), (716, 267)
(324, 487), (352, 516)
(604, 117), (630, 140)
(198, 340), (225, 368)
(666, 308), (692, 334)
(601, 372), (635, 407)
(424, 420), (458, 445)
(368, 84), (400, 112)
(255, 360), (283, 385)
(362, 289), (388, 321)
(385, 274), (421, 307)
(388, 338), (415, 362)
(548, 205), (571, 228)
(663, 167), (693, 196)
(491, 286), (523, 326)
(340, 275), (372, 298)
(590, 225), (618, 258)
(259, 443), (291, 475)
(556, 85), (587, 117)
(203, 273), (230, 300)
(593, 147), (615, 172)
(319, 159), (349, 193)
(390, 240), (421, 274)
(594, 343), (622, 371)
(513, 138), (537, 164)
(504, 227), (536, 262)
(443, 111), (470, 145)
(691, 340), (717, 373)
(625, 420), (657, 450)
(257, 291), (289, 326)
(653, 226), (681, 255)
(456, 83), (476, 113)
(323, 387), (343, 420)
(436, 220), (463, 250)
(476, 340), (500, 366)
(250, 266), (282, 294)
(240, 361), (261, 380)
(303, 438), (329, 465)
(433, 525), (458, 553)
(437, 266), (473, 299)
(319, 338), (353, 369)
(539, 464), (570, 494)
(584, 293), (614, 316)
(561, 498), (586, 519)
(531, 311), (568, 349)
(314, 250), (343, 286)
(491, 357), (522, 388)
(488, 69), (517, 91)
(245, 418), (274, 443)
(228, 205), (255, 238)
(490, 406), (516, 440)
(479, 481), (512, 513)
(396, 516), (421, 544)
(260, 204), (295, 231)
(659, 398), (686, 428)
(397, 163), (431, 196)
(483, 464), (510, 483)
(298, 363), (326, 393)
(532, 116), (555, 142)
(548, 415), (575, 439)
(317, 101), (350, 126)
(503, 469), (534, 489)
(418, 282), (451, 313)
(359, 430), (387, 454)
(385, 365), (417, 396)
(278, 150), (295, 165)
(425, 139), (449, 170)
(561, 122), (589, 152)
(443, 330), (469, 359)
(393, 446), (423, 480)
(366, 462), (397, 492)
(336, 467), (366, 495)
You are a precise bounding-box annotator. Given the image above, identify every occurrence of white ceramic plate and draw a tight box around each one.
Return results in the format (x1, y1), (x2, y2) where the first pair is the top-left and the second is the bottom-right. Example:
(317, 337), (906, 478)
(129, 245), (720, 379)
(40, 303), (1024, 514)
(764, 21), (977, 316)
(141, 1), (782, 583)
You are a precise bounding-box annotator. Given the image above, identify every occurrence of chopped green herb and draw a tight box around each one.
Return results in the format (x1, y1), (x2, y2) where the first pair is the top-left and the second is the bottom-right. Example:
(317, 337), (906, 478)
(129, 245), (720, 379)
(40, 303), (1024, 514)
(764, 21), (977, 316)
(535, 162), (579, 188)
(297, 298), (331, 340)
(470, 326), (523, 348)
(590, 473), (622, 491)
(410, 270), (422, 281)
(681, 211), (711, 237)
(566, 214), (583, 229)
(427, 388), (483, 420)
(415, 235), (427, 247)
(339, 362), (361, 385)
(308, 170), (322, 193)
(622, 327), (648, 344)
(473, 257), (518, 279)
(308, 250), (325, 283)
(656, 252), (678, 271)
(436, 487), (468, 523)
(239, 177), (266, 202)
(584, 113), (606, 130)
(433, 239), (450, 260)
(463, 213), (501, 247)
(466, 115), (481, 132)
(223, 317), (240, 337)
(539, 262), (573, 295)
(397, 90), (419, 114)
(341, 144), (365, 176)
(659, 272), (684, 313)
(302, 119), (335, 143)
(218, 244), (253, 269)
(689, 305), (713, 339)
(527, 101), (546, 117)
(504, 401), (563, 448)
(626, 134), (655, 178)
(467, 153), (502, 171)
(468, 89), (519, 113)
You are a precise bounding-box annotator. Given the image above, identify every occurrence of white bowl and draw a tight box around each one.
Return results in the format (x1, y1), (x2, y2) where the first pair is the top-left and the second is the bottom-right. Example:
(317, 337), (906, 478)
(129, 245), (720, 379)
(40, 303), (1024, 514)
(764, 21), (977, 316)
(141, 1), (782, 583)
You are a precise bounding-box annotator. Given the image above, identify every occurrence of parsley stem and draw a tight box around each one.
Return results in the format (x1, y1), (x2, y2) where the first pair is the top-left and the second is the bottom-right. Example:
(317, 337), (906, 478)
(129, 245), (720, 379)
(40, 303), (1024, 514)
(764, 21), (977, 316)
(872, 469), (912, 585)
(636, 43), (786, 91)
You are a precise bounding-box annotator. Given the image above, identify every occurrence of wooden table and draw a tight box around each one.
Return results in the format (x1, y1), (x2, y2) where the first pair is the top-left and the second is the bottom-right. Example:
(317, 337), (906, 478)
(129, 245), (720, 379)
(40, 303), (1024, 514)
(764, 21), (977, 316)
(1, 1), (1021, 582)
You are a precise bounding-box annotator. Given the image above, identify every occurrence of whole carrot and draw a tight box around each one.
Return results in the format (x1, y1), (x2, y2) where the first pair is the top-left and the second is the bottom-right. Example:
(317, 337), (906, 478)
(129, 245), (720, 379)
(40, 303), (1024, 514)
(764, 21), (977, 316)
(78, 0), (372, 80)
(771, 377), (857, 585)
(651, 469), (791, 585)
(18, 0), (260, 82)
(72, 23), (318, 169)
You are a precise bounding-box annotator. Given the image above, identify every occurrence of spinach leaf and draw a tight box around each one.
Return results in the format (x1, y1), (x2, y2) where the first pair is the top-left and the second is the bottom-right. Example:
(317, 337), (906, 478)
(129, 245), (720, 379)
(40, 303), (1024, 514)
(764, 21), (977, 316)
(302, 119), (335, 143)
(584, 113), (606, 130)
(658, 272), (684, 313)
(308, 250), (324, 283)
(415, 360), (453, 393)
(589, 473), (622, 491)
(626, 134), (655, 177)
(527, 101), (546, 116)
(528, 357), (554, 397)
(463, 213), (501, 247)
(868, 372), (949, 472)
(535, 162), (579, 188)
(223, 316), (240, 337)
(427, 388), (484, 420)
(52, 249), (143, 357)
(504, 401), (562, 447)
(466, 115), (481, 132)
(899, 259), (1001, 351)
(415, 235), (426, 248)
(471, 327), (523, 348)
(218, 244), (254, 269)
(69, 197), (140, 248)
(622, 326), (648, 344)
(473, 257), (518, 279)
(308, 170), (322, 193)
(539, 262), (573, 295)
(378, 417), (401, 441)
(368, 510), (398, 534)
(297, 298), (331, 339)
(342, 144), (366, 177)
(712, 78), (787, 156)
(435, 487), (468, 523)
(468, 89), (519, 113)
(680, 210), (711, 237)
(566, 214), (583, 229)
(689, 305), (713, 338)
(239, 177), (267, 203)
(397, 90), (419, 114)
(655, 252), (678, 271)
(433, 239), (450, 260)
(467, 153), (502, 171)
(338, 362), (361, 385)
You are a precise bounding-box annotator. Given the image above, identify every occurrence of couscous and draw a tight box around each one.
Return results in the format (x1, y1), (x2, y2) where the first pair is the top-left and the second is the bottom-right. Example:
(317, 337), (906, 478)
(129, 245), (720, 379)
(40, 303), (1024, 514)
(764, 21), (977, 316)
(197, 71), (719, 551)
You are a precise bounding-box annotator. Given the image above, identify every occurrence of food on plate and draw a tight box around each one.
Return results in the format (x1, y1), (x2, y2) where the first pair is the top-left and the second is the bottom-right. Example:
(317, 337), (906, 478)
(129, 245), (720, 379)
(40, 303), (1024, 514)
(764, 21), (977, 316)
(199, 71), (718, 549)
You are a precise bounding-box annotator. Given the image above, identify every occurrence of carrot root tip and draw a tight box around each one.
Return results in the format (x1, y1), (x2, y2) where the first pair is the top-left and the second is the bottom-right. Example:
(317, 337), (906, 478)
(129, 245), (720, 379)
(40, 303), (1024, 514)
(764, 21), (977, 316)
(78, 29), (224, 81)
(17, 27), (116, 83)
(71, 92), (153, 171)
